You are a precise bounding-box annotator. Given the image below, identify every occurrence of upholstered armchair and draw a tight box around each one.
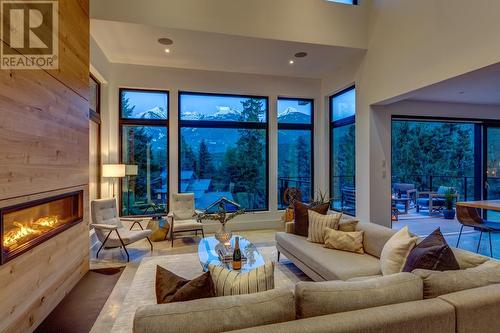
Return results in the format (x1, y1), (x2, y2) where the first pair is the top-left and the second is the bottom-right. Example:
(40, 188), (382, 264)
(91, 198), (153, 261)
(168, 193), (204, 247)
(416, 186), (459, 216)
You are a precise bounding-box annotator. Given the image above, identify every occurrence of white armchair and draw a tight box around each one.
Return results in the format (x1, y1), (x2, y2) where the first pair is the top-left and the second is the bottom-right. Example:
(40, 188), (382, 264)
(168, 193), (204, 247)
(91, 198), (153, 261)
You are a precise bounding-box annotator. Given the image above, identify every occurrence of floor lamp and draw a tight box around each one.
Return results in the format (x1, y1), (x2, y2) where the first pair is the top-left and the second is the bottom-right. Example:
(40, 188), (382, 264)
(102, 164), (126, 198)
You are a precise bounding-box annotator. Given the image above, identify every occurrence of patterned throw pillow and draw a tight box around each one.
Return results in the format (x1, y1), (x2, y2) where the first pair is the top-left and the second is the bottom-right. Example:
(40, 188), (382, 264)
(324, 228), (365, 254)
(307, 210), (342, 243)
(208, 261), (275, 296)
(338, 218), (359, 232)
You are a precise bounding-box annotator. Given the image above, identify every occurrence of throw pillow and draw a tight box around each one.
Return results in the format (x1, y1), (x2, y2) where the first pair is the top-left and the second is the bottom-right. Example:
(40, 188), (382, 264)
(307, 210), (342, 243)
(208, 261), (275, 296)
(293, 201), (330, 237)
(403, 228), (459, 272)
(413, 260), (500, 298)
(338, 218), (359, 232)
(380, 226), (418, 275)
(156, 266), (215, 304)
(324, 228), (364, 254)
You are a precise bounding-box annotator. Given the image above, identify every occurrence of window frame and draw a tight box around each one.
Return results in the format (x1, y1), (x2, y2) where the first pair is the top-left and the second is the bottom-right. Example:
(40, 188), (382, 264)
(277, 97), (314, 209)
(119, 87), (170, 217)
(329, 85), (356, 214)
(178, 91), (270, 212)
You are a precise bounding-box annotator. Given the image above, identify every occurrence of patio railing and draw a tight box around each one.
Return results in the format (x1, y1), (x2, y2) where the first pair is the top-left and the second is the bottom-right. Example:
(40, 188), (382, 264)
(392, 174), (479, 201)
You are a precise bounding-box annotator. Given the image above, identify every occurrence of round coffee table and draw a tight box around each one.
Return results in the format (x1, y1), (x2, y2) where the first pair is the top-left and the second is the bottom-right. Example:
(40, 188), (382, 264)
(198, 235), (265, 273)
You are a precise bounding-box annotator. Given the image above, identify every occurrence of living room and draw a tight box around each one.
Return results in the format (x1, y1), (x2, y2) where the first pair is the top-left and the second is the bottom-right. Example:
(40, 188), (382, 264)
(1, 0), (500, 332)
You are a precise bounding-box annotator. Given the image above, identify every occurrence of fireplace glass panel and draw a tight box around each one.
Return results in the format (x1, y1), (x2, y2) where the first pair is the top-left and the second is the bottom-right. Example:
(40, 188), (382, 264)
(1, 191), (83, 263)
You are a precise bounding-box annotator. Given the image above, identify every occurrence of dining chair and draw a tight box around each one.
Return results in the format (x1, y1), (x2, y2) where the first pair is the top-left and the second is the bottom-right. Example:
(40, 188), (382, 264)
(456, 205), (500, 257)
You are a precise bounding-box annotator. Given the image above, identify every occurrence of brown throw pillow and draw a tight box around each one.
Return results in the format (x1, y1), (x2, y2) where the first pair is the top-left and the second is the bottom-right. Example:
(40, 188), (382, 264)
(403, 228), (459, 272)
(156, 265), (215, 304)
(293, 201), (330, 237)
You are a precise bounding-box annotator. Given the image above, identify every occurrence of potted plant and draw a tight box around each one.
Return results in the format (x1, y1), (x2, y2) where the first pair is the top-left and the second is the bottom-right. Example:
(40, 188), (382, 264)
(443, 189), (456, 219)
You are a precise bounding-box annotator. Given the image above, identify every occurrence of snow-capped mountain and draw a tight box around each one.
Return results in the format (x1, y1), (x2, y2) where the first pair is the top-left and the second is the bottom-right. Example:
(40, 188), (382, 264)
(139, 106), (168, 119)
(277, 107), (310, 123)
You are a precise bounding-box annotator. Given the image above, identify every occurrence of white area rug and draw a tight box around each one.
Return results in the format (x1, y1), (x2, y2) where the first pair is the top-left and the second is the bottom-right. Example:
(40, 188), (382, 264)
(111, 246), (309, 333)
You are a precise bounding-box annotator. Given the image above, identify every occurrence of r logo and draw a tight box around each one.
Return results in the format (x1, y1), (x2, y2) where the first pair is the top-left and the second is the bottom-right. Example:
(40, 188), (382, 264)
(1, 0), (58, 69)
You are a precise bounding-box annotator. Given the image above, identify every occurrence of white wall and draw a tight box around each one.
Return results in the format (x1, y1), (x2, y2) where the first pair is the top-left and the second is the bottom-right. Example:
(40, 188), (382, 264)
(90, 0), (371, 49)
(353, 0), (500, 225)
(102, 62), (321, 229)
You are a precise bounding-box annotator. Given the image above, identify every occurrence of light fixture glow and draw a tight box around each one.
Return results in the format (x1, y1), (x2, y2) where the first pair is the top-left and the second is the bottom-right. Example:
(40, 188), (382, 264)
(164, 48), (170, 53)
(289, 60), (294, 64)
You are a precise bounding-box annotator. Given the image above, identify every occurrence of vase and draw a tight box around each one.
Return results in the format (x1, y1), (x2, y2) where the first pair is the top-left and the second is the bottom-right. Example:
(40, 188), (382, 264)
(215, 224), (232, 243)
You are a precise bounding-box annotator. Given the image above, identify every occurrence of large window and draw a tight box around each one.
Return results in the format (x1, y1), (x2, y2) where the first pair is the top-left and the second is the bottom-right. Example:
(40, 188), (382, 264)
(330, 86), (356, 215)
(277, 98), (313, 209)
(120, 89), (169, 216)
(179, 92), (268, 211)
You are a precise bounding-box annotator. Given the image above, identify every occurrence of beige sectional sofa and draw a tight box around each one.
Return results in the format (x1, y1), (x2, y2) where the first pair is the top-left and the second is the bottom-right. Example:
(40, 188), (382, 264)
(132, 220), (499, 333)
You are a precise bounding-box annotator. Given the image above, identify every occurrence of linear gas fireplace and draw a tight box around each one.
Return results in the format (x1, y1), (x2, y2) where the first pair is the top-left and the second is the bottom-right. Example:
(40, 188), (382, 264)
(0, 191), (83, 264)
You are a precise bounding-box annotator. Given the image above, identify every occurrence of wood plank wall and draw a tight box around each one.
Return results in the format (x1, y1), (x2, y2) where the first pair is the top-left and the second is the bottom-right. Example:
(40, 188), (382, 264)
(0, 1), (90, 332)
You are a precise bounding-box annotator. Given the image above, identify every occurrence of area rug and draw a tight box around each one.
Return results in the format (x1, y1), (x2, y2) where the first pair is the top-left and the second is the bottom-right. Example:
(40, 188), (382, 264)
(35, 267), (125, 333)
(110, 246), (309, 333)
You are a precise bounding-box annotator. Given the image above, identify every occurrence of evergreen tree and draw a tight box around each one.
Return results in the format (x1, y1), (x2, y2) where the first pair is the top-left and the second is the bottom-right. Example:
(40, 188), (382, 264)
(197, 139), (215, 178)
(233, 99), (265, 209)
(296, 135), (311, 196)
(181, 136), (197, 172)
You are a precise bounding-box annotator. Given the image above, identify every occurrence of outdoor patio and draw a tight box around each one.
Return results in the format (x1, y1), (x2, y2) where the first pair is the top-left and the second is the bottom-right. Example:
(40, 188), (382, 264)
(392, 208), (500, 259)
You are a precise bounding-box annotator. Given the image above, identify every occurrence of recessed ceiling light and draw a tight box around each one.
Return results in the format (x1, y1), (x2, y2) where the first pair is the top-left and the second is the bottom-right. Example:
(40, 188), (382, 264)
(164, 48), (171, 53)
(294, 52), (308, 58)
(158, 37), (173, 45)
(289, 60), (294, 65)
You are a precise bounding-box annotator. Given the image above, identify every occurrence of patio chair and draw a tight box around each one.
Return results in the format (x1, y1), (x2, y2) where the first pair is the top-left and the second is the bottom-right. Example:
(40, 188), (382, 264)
(456, 205), (500, 257)
(168, 193), (204, 247)
(91, 198), (153, 262)
(416, 186), (459, 215)
(392, 183), (417, 207)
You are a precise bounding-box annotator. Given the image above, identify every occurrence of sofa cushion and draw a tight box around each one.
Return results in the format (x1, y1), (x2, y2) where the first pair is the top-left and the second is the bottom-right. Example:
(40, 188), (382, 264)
(295, 272), (423, 319)
(413, 260), (500, 298)
(224, 299), (455, 333)
(356, 222), (397, 258)
(293, 201), (330, 237)
(156, 266), (215, 304)
(133, 288), (295, 333)
(403, 228), (459, 272)
(276, 232), (381, 280)
(324, 228), (364, 254)
(380, 226), (417, 275)
(307, 210), (342, 243)
(438, 284), (500, 333)
(451, 247), (489, 269)
(209, 261), (274, 296)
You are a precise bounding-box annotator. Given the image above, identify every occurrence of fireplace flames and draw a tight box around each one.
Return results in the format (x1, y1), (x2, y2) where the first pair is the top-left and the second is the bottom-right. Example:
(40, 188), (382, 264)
(3, 216), (60, 251)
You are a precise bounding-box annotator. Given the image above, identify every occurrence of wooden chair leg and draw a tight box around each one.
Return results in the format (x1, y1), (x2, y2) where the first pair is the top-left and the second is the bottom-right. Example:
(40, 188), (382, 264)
(456, 225), (464, 247)
(277, 251), (281, 262)
(171, 231), (175, 247)
(201, 228), (205, 238)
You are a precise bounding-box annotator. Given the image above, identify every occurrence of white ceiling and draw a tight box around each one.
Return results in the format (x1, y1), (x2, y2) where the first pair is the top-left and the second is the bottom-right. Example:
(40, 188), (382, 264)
(406, 62), (500, 106)
(91, 19), (366, 79)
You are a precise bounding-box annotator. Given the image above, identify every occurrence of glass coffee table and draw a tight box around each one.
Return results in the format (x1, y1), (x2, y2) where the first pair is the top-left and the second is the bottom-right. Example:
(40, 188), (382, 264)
(198, 235), (265, 273)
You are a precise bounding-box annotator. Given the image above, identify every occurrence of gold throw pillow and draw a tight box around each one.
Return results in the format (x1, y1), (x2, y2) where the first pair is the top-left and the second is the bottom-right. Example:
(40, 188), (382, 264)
(324, 228), (364, 254)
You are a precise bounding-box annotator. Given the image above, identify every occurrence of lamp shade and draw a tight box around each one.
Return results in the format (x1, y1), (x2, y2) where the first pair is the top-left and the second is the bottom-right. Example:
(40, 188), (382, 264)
(125, 164), (139, 176)
(102, 164), (126, 178)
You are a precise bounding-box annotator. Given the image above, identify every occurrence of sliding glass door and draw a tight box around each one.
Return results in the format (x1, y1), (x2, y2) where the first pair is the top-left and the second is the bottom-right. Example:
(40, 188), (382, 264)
(485, 126), (500, 222)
